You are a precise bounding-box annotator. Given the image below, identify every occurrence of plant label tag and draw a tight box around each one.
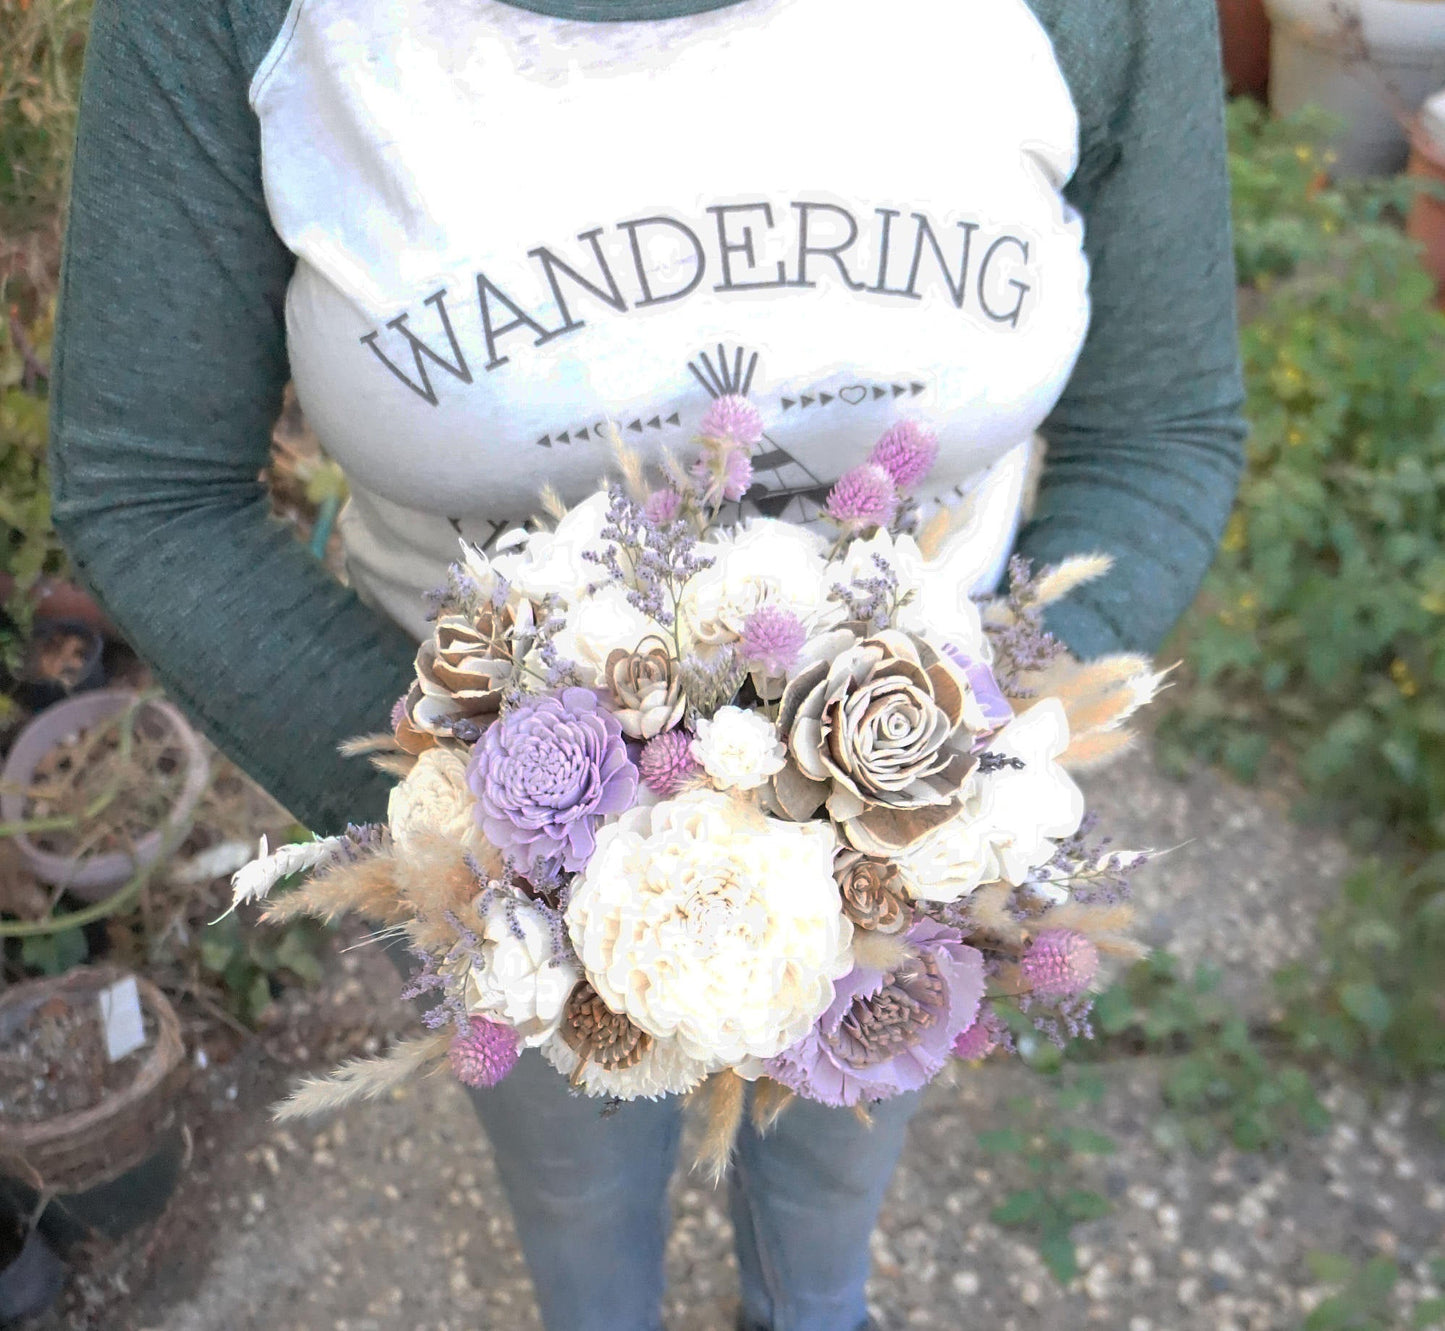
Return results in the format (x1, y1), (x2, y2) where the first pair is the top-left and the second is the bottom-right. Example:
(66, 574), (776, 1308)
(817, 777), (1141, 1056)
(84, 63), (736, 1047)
(99, 977), (146, 1062)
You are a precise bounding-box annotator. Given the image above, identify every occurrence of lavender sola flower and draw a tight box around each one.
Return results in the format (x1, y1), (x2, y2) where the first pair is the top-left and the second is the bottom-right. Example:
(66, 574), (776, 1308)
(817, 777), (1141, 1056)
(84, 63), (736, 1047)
(467, 686), (638, 874)
(766, 920), (985, 1107)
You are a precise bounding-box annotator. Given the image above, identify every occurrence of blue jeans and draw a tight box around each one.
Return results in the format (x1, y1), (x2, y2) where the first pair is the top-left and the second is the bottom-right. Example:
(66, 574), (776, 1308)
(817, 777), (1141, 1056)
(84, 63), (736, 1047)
(466, 1050), (921, 1331)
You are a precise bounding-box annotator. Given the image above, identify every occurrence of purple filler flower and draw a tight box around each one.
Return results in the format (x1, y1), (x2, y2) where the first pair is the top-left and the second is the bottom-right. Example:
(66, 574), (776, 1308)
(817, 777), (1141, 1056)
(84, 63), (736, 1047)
(826, 463), (898, 530)
(767, 920), (984, 1108)
(869, 420), (939, 490)
(700, 393), (764, 447)
(467, 687), (638, 874)
(740, 605), (807, 677)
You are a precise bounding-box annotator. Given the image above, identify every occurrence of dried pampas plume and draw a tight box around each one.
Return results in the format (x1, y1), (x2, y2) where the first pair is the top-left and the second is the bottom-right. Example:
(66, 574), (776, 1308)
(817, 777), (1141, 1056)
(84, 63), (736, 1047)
(338, 733), (417, 780)
(607, 422), (650, 503)
(689, 1069), (747, 1186)
(850, 928), (913, 974)
(749, 1077), (795, 1135)
(272, 1031), (450, 1121)
(260, 850), (406, 928)
(538, 483), (568, 523)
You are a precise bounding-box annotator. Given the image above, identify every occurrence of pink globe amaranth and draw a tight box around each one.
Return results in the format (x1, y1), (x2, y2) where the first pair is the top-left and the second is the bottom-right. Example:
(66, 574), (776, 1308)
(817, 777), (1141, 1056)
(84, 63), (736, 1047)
(1020, 929), (1100, 999)
(826, 463), (898, 529)
(869, 420), (939, 490)
(740, 605), (807, 677)
(638, 729), (699, 797)
(644, 488), (683, 525)
(449, 1017), (520, 1089)
(952, 1006), (1002, 1062)
(699, 393), (764, 447)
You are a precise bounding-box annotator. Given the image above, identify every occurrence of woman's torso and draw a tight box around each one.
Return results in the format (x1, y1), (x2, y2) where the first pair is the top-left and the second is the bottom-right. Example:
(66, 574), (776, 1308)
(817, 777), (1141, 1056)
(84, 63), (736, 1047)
(250, 0), (1093, 639)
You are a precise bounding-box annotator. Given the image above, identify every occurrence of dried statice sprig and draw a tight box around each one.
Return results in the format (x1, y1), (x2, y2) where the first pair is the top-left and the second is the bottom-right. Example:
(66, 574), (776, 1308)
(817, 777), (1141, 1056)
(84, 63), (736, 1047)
(829, 552), (904, 631)
(1031, 815), (1153, 907)
(985, 555), (1066, 694)
(1016, 992), (1095, 1049)
(584, 486), (714, 631)
(423, 563), (484, 621)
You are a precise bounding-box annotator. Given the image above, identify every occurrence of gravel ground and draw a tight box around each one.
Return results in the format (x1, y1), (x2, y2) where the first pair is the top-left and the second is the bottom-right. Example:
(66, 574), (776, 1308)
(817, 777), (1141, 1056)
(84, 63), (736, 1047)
(27, 739), (1435, 1331)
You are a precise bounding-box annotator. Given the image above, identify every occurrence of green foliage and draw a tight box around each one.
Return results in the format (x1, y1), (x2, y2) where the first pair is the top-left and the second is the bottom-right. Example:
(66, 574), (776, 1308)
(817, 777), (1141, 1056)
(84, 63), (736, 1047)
(1301, 1252), (1445, 1330)
(1161, 102), (1445, 847)
(1276, 858), (1445, 1078)
(0, 0), (92, 236)
(1092, 952), (1329, 1152)
(977, 1072), (1115, 1285)
(17, 924), (86, 974)
(0, 303), (70, 673)
(200, 910), (329, 1026)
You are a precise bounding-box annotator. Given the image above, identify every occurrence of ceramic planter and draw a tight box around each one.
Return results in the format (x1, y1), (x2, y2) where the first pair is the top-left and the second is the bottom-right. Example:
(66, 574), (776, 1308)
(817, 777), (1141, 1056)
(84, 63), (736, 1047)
(1408, 88), (1445, 305)
(0, 690), (210, 902)
(1266, 0), (1445, 175)
(1220, 0), (1273, 99)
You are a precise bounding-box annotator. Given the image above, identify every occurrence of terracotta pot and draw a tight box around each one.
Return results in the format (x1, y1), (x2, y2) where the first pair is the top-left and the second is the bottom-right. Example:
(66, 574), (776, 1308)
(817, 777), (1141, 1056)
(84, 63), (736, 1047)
(0, 690), (210, 901)
(1408, 102), (1445, 308)
(0, 574), (115, 638)
(1219, 0), (1273, 99)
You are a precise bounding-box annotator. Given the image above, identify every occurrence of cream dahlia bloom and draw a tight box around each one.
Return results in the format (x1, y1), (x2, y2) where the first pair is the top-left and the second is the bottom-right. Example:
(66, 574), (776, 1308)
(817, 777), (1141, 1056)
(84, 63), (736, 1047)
(464, 892), (579, 1047)
(491, 491), (611, 604)
(539, 1029), (709, 1100)
(976, 698), (1085, 884)
(893, 783), (998, 903)
(682, 519), (837, 651)
(690, 706), (786, 791)
(387, 747), (486, 858)
(824, 527), (990, 664)
(566, 790), (854, 1065)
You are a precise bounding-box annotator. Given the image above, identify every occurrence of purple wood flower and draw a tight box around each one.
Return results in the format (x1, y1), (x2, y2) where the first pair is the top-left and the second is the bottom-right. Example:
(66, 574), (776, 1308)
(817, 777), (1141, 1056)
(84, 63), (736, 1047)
(467, 687), (638, 875)
(765, 920), (984, 1107)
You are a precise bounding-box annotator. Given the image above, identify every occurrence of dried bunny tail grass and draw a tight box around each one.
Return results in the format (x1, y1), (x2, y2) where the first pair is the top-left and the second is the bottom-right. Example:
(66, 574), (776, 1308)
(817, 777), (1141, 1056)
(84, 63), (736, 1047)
(963, 882), (1028, 950)
(391, 833), (484, 933)
(538, 484), (568, 523)
(1029, 553), (1114, 607)
(272, 1031), (451, 1121)
(1020, 433), (1047, 518)
(260, 850), (406, 927)
(850, 928), (914, 974)
(608, 423), (651, 503)
(658, 442), (692, 496)
(749, 1077), (795, 1135)
(915, 504), (960, 561)
(339, 733), (409, 757)
(1058, 727), (1138, 771)
(690, 1069), (747, 1186)
(367, 753), (420, 780)
(1036, 903), (1148, 961)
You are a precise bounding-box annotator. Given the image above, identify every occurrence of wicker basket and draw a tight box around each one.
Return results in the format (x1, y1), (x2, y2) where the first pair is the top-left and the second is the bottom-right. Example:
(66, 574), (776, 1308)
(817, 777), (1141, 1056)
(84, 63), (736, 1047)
(0, 967), (187, 1194)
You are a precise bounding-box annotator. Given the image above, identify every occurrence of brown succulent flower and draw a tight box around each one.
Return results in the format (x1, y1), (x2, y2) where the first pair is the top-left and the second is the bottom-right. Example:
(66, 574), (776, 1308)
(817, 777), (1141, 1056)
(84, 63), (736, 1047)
(834, 850), (909, 934)
(771, 628), (979, 854)
(559, 981), (654, 1081)
(603, 645), (685, 740)
(395, 602), (532, 753)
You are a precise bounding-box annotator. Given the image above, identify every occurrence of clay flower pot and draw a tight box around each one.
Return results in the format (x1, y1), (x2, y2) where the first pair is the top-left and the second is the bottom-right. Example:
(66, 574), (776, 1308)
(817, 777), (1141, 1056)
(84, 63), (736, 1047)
(1407, 89), (1445, 307)
(0, 690), (210, 902)
(1219, 0), (1273, 99)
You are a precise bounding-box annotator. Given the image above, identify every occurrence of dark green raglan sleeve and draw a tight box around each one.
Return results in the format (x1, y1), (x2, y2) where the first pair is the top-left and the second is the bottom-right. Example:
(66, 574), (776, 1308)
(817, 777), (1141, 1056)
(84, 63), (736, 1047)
(49, 0), (418, 835)
(1016, 0), (1248, 658)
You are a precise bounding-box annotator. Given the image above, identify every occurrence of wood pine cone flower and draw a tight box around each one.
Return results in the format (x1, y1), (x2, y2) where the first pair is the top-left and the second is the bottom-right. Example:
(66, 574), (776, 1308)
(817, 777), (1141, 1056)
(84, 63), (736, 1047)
(603, 645), (685, 740)
(395, 603), (531, 754)
(772, 628), (979, 854)
(834, 850), (909, 934)
(559, 981), (654, 1080)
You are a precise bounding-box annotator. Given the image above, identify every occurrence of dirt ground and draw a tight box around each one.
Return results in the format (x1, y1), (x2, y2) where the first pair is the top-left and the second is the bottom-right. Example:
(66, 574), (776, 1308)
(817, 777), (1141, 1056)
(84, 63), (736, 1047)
(22, 740), (1440, 1331)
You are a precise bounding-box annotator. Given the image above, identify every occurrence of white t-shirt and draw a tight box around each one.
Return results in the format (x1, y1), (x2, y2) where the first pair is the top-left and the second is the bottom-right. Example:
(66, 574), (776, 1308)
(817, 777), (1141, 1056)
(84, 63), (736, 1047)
(250, 0), (1090, 640)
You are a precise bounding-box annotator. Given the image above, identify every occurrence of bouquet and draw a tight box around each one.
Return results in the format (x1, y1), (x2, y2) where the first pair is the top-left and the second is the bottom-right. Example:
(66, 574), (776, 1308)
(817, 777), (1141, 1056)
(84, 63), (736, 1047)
(230, 398), (1163, 1173)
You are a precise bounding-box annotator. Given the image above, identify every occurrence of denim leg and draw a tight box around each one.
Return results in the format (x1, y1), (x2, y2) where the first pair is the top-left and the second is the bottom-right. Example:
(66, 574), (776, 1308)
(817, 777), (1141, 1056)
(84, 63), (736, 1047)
(466, 1050), (685, 1331)
(728, 1089), (923, 1331)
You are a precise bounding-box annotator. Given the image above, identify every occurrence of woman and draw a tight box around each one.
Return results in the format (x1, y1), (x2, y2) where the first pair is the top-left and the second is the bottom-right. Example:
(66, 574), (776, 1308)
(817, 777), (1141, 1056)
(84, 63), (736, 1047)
(49, 1), (1246, 1327)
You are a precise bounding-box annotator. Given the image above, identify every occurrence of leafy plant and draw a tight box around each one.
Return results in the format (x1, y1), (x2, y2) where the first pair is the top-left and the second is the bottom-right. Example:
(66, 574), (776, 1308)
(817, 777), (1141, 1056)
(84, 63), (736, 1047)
(1302, 1252), (1445, 1331)
(977, 1072), (1115, 1285)
(0, 0), (92, 237)
(1276, 857), (1445, 1079)
(1091, 952), (1330, 1152)
(200, 911), (328, 1026)
(0, 302), (70, 675)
